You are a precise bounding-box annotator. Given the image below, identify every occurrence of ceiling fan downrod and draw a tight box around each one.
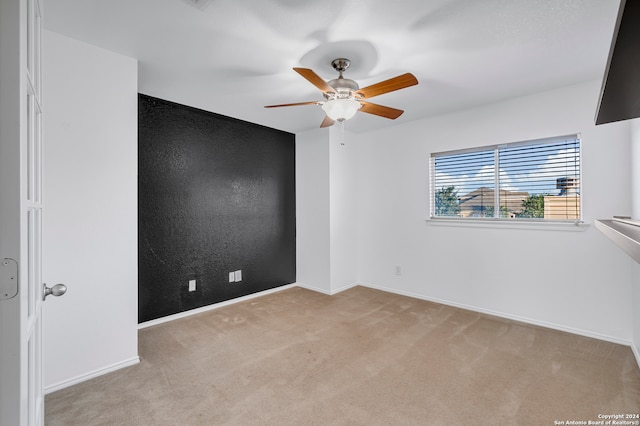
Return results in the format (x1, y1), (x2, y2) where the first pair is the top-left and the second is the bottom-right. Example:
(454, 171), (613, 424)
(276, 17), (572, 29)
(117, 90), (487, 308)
(331, 58), (351, 78)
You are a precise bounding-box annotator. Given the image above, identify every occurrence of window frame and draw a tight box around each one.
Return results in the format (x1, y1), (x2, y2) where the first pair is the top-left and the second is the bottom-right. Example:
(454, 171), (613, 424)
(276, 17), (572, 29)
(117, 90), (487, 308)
(429, 134), (583, 226)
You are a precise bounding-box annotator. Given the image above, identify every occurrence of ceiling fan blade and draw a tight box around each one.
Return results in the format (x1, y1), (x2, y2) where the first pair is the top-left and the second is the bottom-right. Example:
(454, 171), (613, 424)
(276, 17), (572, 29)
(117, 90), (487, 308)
(294, 67), (335, 93)
(356, 73), (418, 99)
(320, 115), (335, 128)
(359, 102), (405, 119)
(264, 101), (319, 108)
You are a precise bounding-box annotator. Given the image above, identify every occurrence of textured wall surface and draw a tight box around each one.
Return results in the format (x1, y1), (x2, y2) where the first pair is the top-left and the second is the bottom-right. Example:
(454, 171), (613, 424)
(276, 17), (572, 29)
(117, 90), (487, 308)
(138, 94), (296, 322)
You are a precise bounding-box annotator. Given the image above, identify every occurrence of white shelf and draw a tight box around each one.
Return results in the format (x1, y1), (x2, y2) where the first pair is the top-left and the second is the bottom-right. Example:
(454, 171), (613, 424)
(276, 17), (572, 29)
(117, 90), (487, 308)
(595, 219), (640, 264)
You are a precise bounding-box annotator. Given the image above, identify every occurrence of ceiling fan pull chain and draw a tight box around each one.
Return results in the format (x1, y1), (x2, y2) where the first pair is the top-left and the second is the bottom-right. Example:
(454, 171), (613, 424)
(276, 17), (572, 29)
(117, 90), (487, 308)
(340, 120), (345, 146)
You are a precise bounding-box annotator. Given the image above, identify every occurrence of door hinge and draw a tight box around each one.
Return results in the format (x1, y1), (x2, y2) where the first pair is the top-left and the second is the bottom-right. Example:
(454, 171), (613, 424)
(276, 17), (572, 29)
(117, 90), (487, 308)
(0, 258), (18, 300)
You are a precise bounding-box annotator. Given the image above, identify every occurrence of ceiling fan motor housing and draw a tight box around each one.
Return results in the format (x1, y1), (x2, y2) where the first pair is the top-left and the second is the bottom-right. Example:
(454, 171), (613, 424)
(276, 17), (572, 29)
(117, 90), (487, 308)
(327, 78), (359, 98)
(326, 58), (360, 100)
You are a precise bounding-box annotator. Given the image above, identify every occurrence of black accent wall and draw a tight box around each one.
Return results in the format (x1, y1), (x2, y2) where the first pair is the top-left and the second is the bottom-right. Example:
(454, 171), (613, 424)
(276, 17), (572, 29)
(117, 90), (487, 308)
(138, 94), (296, 323)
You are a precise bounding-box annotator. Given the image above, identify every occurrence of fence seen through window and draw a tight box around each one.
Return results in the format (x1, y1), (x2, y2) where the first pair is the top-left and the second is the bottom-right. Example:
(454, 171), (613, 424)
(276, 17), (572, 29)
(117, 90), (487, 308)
(430, 135), (581, 222)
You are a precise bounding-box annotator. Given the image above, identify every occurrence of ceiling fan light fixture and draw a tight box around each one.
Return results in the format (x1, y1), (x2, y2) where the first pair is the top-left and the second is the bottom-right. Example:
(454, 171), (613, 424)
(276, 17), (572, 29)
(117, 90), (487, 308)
(264, 58), (418, 128)
(322, 98), (361, 121)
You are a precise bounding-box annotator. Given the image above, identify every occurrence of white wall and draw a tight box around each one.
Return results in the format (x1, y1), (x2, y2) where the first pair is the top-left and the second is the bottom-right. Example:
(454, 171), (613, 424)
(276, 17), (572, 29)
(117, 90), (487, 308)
(329, 126), (358, 292)
(296, 126), (359, 294)
(355, 80), (634, 343)
(296, 128), (331, 293)
(633, 264), (640, 363)
(631, 119), (640, 361)
(42, 31), (139, 392)
(632, 119), (640, 219)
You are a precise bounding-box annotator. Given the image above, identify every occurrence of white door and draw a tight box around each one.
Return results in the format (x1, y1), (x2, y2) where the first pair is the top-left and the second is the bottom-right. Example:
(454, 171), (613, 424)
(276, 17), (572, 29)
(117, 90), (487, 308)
(0, 1), (64, 425)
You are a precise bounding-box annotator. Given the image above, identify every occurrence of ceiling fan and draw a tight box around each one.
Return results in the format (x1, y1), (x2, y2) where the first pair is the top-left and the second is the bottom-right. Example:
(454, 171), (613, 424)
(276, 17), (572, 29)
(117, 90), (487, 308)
(265, 58), (419, 128)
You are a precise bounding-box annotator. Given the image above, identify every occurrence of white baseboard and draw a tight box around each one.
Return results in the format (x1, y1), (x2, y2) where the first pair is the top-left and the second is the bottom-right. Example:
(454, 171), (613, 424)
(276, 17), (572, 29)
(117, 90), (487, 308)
(296, 281), (358, 296)
(138, 283), (298, 329)
(45, 356), (140, 395)
(358, 281), (633, 347)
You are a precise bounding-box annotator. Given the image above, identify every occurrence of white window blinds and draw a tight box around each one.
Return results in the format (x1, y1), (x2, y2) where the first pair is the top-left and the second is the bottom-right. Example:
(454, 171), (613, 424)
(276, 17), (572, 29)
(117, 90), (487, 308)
(430, 135), (581, 221)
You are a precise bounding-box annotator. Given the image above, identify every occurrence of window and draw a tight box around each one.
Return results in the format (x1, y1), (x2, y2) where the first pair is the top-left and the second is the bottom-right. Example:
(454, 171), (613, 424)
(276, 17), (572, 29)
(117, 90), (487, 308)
(430, 134), (581, 222)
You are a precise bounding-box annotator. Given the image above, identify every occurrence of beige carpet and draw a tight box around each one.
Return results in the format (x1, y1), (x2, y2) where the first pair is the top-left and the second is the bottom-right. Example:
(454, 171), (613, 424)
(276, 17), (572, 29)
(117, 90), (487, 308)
(45, 286), (640, 425)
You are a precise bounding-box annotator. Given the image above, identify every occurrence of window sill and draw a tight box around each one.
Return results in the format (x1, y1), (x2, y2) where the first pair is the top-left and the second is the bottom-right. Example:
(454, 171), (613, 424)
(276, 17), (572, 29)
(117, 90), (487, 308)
(426, 217), (589, 232)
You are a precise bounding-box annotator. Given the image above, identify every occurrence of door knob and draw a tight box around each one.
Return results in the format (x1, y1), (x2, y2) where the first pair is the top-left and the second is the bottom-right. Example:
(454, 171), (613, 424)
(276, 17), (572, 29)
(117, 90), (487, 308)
(43, 283), (67, 301)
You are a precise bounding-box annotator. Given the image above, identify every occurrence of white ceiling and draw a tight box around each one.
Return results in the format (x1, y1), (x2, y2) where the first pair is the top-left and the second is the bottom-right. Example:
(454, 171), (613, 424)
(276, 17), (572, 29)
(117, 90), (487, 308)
(45, 0), (621, 134)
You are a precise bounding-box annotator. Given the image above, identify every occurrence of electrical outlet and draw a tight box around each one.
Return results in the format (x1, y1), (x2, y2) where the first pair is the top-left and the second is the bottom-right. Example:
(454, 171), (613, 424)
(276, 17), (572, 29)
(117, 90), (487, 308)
(188, 279), (196, 291)
(395, 265), (401, 276)
(229, 272), (235, 283)
(234, 270), (242, 282)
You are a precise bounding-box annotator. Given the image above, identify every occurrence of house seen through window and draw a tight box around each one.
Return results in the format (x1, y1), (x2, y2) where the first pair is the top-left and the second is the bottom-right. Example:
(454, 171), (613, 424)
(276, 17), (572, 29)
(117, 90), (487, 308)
(430, 135), (581, 222)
